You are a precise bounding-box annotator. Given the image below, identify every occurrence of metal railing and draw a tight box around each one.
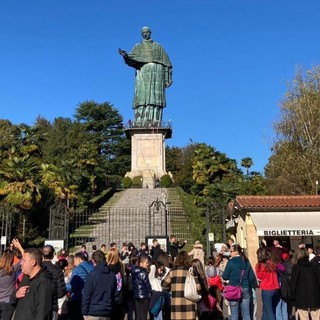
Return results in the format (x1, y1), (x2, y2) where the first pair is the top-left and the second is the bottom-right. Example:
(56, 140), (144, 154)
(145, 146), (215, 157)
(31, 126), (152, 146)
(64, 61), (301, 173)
(124, 120), (172, 129)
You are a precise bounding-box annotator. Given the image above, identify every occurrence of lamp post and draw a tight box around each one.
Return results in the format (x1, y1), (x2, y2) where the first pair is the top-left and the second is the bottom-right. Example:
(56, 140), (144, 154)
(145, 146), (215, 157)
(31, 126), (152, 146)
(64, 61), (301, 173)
(205, 206), (210, 258)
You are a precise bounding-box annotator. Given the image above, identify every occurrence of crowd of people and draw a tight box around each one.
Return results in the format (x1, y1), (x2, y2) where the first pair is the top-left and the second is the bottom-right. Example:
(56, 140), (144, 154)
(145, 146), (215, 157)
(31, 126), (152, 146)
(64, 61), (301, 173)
(0, 235), (320, 320)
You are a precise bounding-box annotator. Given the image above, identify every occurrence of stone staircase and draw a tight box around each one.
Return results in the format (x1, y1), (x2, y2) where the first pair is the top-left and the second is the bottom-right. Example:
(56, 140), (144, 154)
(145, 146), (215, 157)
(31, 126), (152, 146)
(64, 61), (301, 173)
(69, 188), (194, 253)
(167, 188), (194, 251)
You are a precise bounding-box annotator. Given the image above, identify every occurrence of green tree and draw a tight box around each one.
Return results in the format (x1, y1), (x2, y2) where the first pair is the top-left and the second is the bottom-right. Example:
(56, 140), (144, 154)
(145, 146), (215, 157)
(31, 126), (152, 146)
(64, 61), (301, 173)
(191, 143), (240, 205)
(0, 122), (43, 242)
(75, 100), (131, 183)
(241, 157), (253, 175)
(265, 66), (320, 194)
(75, 100), (126, 157)
(166, 143), (198, 192)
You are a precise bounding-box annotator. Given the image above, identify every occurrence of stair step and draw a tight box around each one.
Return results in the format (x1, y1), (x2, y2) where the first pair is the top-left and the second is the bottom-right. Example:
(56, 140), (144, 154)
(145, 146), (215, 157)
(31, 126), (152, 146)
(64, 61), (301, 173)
(69, 187), (195, 253)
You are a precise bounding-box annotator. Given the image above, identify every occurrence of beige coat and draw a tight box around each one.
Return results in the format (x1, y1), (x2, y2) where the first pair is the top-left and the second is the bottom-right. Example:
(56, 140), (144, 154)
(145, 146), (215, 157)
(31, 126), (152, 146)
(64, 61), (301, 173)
(188, 243), (205, 265)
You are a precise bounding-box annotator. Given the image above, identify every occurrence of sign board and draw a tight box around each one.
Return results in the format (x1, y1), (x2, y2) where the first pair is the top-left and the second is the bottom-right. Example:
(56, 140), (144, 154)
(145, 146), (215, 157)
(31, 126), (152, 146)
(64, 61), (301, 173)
(1, 236), (6, 245)
(226, 220), (236, 229)
(208, 233), (214, 242)
(44, 240), (64, 254)
(257, 229), (320, 237)
(145, 236), (169, 253)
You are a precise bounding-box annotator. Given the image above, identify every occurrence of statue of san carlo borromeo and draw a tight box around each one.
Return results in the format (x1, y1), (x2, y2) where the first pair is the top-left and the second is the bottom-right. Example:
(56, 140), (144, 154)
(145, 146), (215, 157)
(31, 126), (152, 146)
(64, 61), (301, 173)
(119, 26), (173, 127)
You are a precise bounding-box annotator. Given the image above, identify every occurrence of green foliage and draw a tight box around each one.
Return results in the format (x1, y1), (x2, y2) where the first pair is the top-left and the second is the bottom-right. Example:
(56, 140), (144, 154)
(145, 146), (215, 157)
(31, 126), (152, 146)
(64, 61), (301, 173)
(241, 157), (253, 175)
(122, 177), (132, 189)
(0, 99), (131, 242)
(105, 175), (122, 189)
(75, 100), (127, 158)
(132, 176), (143, 188)
(88, 188), (115, 208)
(160, 174), (174, 187)
(191, 143), (240, 206)
(175, 187), (205, 245)
(166, 144), (198, 193)
(240, 171), (268, 195)
(265, 66), (320, 194)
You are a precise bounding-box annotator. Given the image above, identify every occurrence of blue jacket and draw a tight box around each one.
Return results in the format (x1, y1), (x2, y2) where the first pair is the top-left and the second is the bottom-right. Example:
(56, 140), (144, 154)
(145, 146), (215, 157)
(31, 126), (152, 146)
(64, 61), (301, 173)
(82, 262), (117, 317)
(222, 256), (257, 289)
(132, 265), (152, 299)
(66, 261), (94, 301)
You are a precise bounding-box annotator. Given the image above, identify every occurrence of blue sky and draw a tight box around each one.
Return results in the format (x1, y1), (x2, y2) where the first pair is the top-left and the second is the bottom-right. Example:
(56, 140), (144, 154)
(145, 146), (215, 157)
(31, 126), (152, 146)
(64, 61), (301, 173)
(1, 1), (320, 173)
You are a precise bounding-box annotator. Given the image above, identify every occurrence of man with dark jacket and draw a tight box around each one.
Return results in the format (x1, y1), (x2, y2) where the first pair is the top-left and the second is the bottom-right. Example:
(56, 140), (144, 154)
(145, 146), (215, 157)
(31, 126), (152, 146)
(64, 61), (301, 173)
(150, 238), (163, 263)
(82, 250), (117, 320)
(169, 235), (187, 259)
(42, 245), (66, 319)
(66, 252), (94, 320)
(11, 248), (54, 320)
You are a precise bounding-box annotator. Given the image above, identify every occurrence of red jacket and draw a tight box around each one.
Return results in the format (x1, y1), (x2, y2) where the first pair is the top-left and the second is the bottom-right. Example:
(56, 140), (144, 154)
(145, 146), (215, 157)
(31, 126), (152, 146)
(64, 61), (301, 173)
(255, 261), (279, 290)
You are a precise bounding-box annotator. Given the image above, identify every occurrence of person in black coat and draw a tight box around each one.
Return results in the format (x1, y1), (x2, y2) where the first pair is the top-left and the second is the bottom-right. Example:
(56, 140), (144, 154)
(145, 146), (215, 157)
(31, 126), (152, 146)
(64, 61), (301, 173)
(42, 245), (66, 318)
(290, 248), (320, 320)
(82, 250), (117, 319)
(132, 255), (152, 320)
(169, 235), (187, 259)
(11, 248), (54, 320)
(150, 239), (163, 263)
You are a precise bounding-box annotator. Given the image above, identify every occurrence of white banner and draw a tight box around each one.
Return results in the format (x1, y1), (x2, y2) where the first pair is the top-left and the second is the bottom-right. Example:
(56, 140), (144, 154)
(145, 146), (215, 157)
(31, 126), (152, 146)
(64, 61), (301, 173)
(1, 236), (6, 245)
(257, 229), (320, 236)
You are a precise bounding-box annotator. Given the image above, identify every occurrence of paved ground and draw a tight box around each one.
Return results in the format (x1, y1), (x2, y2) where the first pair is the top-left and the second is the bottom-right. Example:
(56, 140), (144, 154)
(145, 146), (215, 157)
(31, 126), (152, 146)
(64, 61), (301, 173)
(124, 289), (264, 319)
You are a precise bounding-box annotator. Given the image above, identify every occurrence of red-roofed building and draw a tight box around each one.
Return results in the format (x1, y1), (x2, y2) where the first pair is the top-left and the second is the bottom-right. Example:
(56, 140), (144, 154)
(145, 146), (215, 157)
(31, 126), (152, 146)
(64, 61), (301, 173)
(228, 195), (320, 265)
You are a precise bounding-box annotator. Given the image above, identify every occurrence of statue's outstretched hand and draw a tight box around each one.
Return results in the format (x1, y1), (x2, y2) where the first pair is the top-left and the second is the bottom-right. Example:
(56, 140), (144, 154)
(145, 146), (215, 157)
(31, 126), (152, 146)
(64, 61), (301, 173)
(118, 48), (127, 57)
(165, 80), (173, 88)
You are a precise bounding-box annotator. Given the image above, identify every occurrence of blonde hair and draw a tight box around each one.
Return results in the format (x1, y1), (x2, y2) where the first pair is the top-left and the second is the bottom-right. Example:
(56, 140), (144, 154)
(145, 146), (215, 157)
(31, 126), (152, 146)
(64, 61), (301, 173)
(0, 250), (14, 275)
(106, 248), (120, 265)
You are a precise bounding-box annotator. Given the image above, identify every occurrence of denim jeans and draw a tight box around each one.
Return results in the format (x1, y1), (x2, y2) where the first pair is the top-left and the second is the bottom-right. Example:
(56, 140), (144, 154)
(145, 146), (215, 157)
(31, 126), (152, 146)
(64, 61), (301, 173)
(262, 289), (279, 320)
(276, 297), (288, 320)
(229, 288), (251, 320)
(154, 310), (163, 320)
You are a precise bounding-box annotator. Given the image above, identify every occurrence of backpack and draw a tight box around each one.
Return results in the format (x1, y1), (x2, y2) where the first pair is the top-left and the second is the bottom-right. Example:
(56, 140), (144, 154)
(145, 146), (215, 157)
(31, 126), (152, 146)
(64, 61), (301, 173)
(115, 272), (124, 304)
(279, 272), (291, 302)
(208, 275), (224, 292)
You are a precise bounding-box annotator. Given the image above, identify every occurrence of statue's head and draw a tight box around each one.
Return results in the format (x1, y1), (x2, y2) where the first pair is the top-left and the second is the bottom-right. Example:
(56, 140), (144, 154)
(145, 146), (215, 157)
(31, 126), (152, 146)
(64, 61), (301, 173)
(141, 26), (152, 40)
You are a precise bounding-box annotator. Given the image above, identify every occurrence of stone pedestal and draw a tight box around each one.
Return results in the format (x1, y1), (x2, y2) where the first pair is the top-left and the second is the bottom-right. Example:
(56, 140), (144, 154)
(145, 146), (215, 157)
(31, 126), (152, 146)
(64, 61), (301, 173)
(124, 127), (172, 188)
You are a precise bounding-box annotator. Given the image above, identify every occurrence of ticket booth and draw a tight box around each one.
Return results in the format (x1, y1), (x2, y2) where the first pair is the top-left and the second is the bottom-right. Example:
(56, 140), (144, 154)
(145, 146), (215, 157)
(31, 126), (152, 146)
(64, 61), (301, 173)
(228, 195), (320, 266)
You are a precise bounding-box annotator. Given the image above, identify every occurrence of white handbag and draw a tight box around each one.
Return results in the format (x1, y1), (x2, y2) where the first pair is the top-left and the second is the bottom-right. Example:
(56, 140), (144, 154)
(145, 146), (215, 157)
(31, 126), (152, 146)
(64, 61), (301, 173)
(184, 267), (202, 302)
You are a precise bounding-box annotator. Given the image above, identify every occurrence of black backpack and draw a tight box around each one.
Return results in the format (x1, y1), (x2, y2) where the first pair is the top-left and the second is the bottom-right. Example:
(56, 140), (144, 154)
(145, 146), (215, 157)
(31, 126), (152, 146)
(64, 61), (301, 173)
(280, 271), (291, 301)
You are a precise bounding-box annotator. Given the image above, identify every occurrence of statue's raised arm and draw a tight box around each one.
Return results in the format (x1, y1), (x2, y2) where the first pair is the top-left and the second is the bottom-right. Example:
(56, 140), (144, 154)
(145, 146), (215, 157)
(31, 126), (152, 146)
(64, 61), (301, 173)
(119, 26), (173, 127)
(118, 48), (128, 58)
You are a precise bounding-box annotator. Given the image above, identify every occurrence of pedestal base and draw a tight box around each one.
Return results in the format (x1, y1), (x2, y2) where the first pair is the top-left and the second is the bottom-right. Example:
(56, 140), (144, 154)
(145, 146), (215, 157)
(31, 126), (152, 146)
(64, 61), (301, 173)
(124, 127), (172, 188)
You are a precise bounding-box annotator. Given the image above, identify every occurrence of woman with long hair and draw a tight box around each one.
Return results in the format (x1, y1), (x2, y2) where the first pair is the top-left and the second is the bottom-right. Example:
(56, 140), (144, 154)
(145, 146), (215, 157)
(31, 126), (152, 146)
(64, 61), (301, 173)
(255, 247), (282, 320)
(162, 251), (200, 320)
(149, 252), (171, 320)
(106, 248), (126, 320)
(222, 244), (257, 320)
(0, 249), (20, 320)
(192, 258), (218, 320)
(290, 248), (320, 319)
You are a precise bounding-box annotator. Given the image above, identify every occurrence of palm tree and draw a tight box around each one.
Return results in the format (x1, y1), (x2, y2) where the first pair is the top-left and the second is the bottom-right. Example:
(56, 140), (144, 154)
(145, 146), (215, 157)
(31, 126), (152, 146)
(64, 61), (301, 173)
(241, 157), (253, 175)
(0, 155), (42, 241)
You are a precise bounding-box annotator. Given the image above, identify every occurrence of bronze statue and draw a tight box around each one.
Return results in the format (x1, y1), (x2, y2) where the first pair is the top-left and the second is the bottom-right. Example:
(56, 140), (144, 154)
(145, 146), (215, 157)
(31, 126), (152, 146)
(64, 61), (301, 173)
(119, 26), (173, 127)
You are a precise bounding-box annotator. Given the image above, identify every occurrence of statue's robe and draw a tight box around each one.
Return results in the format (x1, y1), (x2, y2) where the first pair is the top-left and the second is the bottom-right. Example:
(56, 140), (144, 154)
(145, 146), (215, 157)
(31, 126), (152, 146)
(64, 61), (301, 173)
(124, 39), (172, 125)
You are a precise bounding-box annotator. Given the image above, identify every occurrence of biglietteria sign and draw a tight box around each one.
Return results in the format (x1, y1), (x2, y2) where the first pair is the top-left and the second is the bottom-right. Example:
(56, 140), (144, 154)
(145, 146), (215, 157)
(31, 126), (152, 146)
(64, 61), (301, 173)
(258, 229), (320, 236)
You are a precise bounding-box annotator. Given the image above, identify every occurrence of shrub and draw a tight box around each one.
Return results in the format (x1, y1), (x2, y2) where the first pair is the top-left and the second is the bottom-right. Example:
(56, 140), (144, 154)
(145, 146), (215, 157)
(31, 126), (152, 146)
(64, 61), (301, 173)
(132, 175), (143, 188)
(160, 174), (174, 187)
(105, 175), (122, 188)
(122, 177), (132, 189)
